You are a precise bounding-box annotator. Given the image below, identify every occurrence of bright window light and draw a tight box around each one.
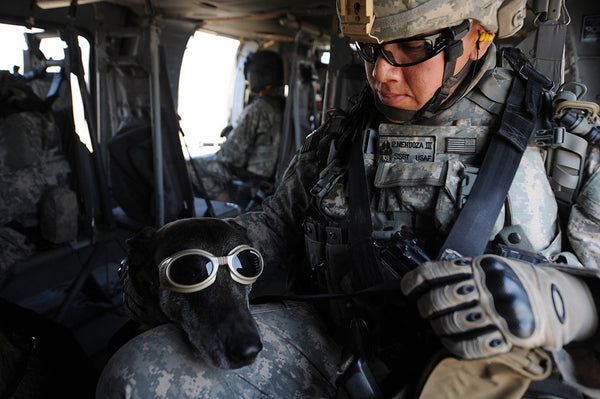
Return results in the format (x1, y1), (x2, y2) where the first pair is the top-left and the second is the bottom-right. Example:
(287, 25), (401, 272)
(178, 31), (240, 157)
(0, 23), (92, 151)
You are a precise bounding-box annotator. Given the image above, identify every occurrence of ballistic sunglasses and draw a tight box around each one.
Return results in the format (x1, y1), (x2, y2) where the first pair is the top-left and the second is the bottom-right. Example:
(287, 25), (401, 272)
(158, 245), (263, 293)
(354, 29), (450, 67)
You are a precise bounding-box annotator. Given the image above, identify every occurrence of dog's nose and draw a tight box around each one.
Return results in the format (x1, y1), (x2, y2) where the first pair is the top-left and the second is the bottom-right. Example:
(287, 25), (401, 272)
(241, 342), (262, 360)
(228, 337), (263, 366)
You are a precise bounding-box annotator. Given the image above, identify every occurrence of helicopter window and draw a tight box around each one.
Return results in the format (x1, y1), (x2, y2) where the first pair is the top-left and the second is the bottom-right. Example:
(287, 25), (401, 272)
(0, 22), (92, 150)
(177, 30), (240, 158)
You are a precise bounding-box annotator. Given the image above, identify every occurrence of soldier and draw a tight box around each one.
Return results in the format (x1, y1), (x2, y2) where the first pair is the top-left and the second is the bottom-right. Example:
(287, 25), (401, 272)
(97, 0), (600, 398)
(187, 49), (285, 202)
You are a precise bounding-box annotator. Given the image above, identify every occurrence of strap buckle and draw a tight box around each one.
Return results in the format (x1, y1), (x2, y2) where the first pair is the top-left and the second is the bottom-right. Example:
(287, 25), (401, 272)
(535, 126), (566, 148)
(310, 161), (343, 200)
(458, 167), (478, 208)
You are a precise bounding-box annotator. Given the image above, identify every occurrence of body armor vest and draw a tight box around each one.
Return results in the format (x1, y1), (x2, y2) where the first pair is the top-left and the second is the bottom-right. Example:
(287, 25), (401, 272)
(303, 66), (562, 336)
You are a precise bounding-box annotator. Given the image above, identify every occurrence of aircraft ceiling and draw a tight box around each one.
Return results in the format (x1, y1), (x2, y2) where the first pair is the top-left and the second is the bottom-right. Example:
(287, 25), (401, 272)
(36, 0), (337, 42)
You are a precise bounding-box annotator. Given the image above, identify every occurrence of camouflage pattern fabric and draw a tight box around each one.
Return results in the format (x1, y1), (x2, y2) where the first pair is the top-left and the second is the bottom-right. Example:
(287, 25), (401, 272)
(568, 145), (600, 268)
(337, 0), (505, 43)
(0, 110), (51, 273)
(96, 302), (340, 399)
(188, 153), (233, 200)
(0, 227), (34, 273)
(0, 72), (75, 274)
(0, 112), (49, 225)
(188, 94), (283, 200)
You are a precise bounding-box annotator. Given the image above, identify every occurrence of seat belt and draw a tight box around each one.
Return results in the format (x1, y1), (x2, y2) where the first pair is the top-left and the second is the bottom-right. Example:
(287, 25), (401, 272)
(348, 123), (385, 290)
(438, 48), (553, 259)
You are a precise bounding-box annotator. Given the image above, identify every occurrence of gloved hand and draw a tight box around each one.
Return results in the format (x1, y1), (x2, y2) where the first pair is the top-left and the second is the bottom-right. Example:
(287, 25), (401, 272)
(401, 255), (598, 359)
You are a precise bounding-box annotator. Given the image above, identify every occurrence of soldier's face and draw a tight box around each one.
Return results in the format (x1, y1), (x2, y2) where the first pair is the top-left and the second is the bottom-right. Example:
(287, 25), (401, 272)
(365, 21), (488, 121)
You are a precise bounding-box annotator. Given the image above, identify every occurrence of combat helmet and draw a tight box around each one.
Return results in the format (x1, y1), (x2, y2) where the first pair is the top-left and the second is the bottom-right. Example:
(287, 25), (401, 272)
(337, 0), (526, 44)
(244, 50), (284, 94)
(337, 0), (527, 121)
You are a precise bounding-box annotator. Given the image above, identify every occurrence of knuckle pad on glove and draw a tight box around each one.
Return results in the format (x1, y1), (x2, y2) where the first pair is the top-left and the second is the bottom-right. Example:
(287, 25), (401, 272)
(442, 329), (511, 359)
(401, 258), (474, 297)
(416, 279), (480, 318)
(430, 305), (492, 335)
(478, 256), (536, 339)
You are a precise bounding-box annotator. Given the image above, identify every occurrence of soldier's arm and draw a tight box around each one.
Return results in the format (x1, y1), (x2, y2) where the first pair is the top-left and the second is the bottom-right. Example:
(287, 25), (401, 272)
(218, 102), (265, 168)
(567, 145), (600, 268)
(225, 125), (327, 265)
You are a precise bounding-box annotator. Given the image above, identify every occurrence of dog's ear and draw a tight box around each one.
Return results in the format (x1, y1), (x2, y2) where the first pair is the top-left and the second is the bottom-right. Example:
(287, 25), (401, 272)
(121, 226), (169, 328)
(125, 226), (156, 269)
(121, 226), (158, 293)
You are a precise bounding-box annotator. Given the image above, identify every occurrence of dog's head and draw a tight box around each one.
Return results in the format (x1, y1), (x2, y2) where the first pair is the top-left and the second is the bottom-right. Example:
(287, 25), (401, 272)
(120, 217), (263, 369)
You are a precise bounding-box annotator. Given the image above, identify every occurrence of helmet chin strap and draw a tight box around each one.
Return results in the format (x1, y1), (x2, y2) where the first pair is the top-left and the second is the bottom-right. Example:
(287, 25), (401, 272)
(414, 58), (473, 120)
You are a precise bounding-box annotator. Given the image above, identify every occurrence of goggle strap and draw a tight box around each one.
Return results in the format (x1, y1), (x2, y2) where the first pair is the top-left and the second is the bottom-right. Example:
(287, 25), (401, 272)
(445, 39), (464, 62)
(448, 20), (471, 41)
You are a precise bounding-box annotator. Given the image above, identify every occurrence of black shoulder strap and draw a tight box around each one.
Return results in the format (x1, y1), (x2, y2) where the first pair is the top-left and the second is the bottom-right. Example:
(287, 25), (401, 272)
(438, 48), (553, 259)
(348, 127), (384, 289)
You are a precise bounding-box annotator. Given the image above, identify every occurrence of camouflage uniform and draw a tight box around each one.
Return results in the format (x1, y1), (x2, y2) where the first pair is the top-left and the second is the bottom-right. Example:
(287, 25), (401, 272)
(97, 44), (600, 398)
(188, 94), (283, 200)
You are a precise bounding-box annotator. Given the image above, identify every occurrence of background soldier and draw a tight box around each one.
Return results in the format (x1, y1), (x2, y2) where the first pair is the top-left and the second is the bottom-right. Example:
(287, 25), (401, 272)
(187, 49), (285, 203)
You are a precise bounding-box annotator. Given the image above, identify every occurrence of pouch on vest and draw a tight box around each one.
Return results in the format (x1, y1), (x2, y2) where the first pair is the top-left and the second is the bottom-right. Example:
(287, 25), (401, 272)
(374, 123), (490, 234)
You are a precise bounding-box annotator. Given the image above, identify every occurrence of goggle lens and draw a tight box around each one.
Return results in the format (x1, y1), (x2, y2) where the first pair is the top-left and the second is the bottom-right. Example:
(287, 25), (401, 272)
(232, 248), (262, 278)
(169, 255), (214, 285)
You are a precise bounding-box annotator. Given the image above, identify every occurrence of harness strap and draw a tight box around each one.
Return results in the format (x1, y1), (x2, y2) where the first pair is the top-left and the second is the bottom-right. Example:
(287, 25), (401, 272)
(438, 48), (553, 258)
(348, 124), (384, 289)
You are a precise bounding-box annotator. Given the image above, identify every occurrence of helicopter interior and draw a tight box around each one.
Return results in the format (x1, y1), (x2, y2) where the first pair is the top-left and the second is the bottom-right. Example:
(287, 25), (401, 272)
(0, 0), (598, 396)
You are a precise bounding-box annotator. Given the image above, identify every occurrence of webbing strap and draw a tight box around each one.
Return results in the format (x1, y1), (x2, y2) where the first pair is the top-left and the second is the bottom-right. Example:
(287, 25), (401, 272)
(438, 48), (553, 258)
(348, 127), (384, 289)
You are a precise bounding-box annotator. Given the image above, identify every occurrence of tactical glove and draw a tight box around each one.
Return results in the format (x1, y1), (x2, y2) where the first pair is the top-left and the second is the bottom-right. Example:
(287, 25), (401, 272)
(401, 255), (598, 359)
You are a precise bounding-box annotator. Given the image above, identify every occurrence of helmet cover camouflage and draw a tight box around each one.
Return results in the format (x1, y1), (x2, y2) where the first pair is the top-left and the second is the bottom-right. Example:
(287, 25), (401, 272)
(337, 0), (526, 43)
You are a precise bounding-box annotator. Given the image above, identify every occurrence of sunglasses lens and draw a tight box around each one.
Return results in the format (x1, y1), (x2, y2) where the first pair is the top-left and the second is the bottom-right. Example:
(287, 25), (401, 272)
(381, 39), (437, 66)
(169, 255), (213, 285)
(356, 32), (446, 67)
(232, 249), (262, 278)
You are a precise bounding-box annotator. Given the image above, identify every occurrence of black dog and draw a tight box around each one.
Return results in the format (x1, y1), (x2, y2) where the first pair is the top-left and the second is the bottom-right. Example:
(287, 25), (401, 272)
(117, 217), (263, 369)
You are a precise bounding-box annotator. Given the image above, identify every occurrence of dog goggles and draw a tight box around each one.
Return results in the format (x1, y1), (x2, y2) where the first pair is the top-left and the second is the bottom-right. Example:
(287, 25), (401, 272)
(158, 245), (263, 293)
